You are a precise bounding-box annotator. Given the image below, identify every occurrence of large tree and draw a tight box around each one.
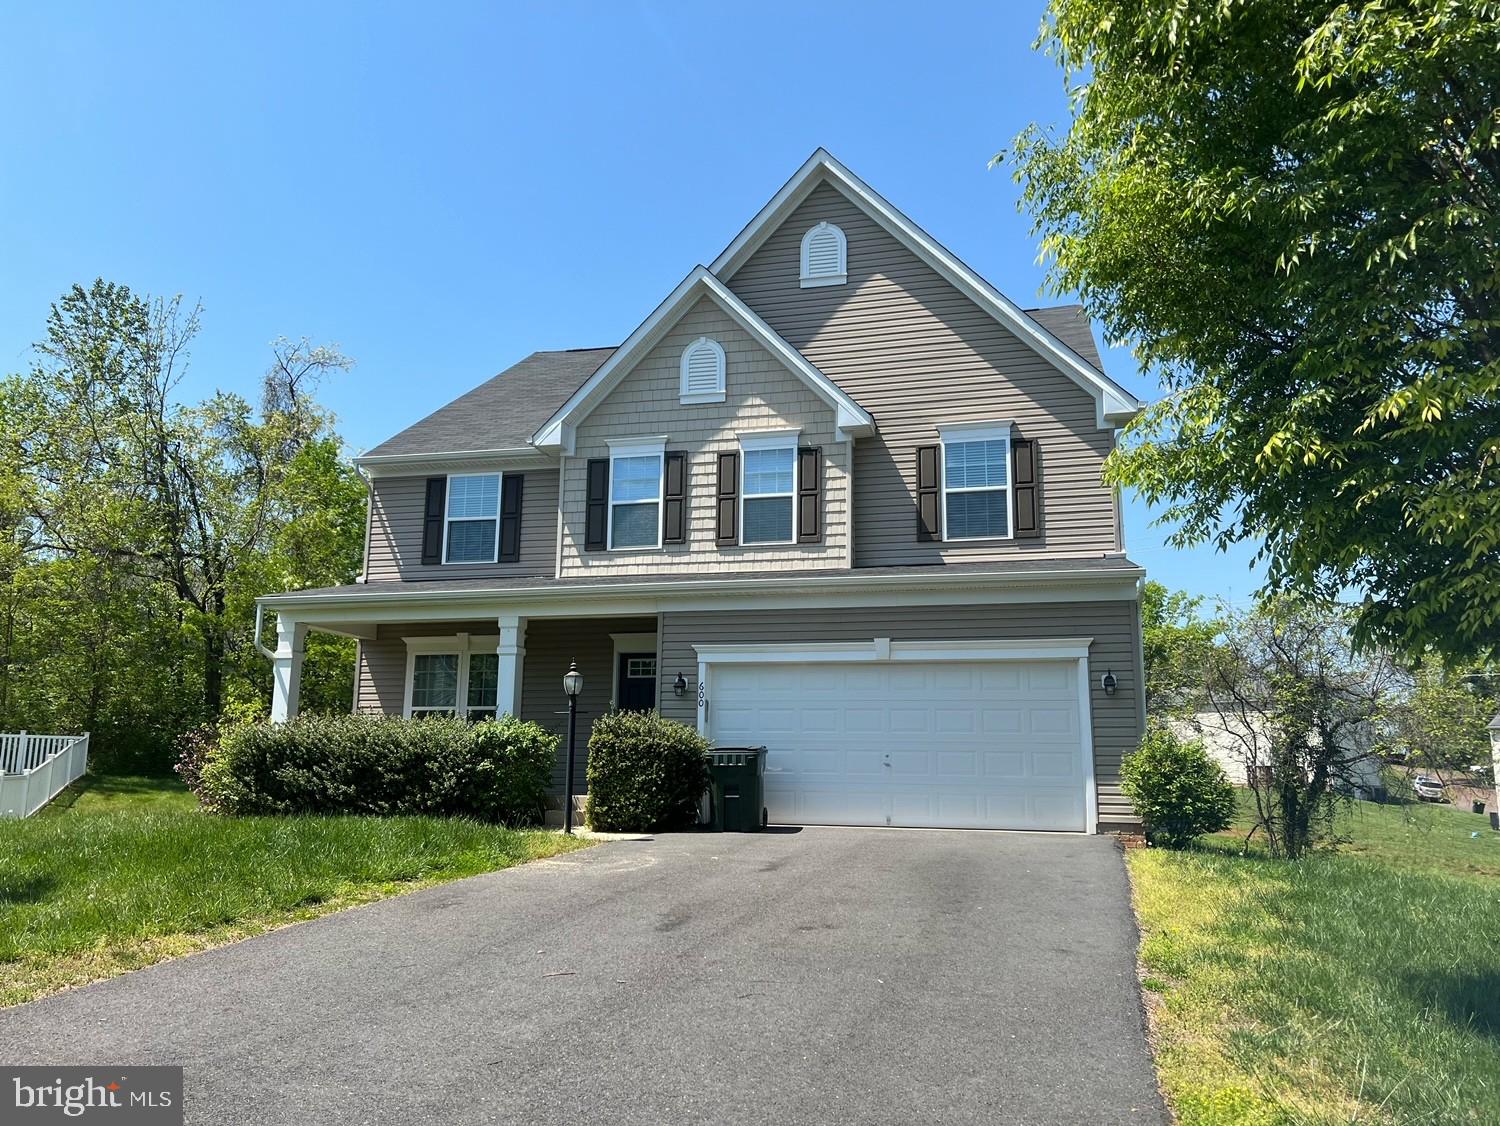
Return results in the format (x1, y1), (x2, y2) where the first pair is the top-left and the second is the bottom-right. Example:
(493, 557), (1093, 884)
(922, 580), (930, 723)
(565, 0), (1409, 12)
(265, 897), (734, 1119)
(1010, 0), (1500, 660)
(5, 280), (365, 754)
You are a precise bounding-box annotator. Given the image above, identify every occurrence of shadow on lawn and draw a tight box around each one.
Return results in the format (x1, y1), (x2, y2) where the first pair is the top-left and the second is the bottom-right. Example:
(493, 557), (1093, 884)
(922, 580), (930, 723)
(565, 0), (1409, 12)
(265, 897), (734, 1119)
(0, 872), (59, 907)
(1403, 969), (1500, 1040)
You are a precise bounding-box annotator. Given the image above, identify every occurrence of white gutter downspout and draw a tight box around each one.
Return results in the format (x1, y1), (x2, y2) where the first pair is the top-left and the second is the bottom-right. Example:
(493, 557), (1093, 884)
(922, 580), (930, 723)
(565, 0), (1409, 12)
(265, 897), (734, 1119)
(355, 464), (374, 584)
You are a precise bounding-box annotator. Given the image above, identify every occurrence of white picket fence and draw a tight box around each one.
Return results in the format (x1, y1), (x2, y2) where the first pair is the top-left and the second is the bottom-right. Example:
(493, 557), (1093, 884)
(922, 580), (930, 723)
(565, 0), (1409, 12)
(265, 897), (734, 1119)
(0, 731), (90, 819)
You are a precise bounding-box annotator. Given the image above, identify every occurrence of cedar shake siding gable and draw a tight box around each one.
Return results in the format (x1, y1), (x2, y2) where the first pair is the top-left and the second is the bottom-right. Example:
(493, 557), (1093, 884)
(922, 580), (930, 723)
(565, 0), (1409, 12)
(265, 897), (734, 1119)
(557, 296), (850, 576)
(725, 181), (1122, 568)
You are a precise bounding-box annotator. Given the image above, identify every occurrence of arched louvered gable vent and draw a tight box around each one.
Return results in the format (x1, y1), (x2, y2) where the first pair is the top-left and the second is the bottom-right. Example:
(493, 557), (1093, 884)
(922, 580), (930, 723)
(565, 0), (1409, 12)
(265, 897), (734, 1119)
(679, 336), (726, 403)
(800, 222), (847, 287)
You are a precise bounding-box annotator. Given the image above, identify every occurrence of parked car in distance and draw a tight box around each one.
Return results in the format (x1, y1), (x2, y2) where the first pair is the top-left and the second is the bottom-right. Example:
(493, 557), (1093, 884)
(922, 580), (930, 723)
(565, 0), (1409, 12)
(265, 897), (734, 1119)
(1411, 774), (1447, 803)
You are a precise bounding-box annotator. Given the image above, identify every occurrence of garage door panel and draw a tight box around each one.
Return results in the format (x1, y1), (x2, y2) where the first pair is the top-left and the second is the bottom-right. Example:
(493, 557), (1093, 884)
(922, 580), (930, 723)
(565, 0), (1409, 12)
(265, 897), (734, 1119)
(711, 658), (1088, 832)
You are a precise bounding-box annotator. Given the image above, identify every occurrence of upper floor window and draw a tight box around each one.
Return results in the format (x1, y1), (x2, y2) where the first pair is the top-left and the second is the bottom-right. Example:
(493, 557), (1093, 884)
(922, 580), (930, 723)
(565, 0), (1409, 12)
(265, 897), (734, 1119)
(608, 438), (666, 549)
(740, 431), (798, 545)
(680, 337), (726, 404)
(800, 222), (847, 288)
(445, 473), (500, 563)
(939, 422), (1011, 541)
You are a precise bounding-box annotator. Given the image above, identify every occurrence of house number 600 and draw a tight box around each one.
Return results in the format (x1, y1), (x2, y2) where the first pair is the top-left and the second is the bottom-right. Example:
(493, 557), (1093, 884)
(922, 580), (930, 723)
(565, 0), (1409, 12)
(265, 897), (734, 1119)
(697, 681), (706, 708)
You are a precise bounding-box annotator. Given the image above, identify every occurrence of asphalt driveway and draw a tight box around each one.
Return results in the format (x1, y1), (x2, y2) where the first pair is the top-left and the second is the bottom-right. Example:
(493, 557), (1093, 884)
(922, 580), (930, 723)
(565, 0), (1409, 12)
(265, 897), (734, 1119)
(0, 829), (1165, 1125)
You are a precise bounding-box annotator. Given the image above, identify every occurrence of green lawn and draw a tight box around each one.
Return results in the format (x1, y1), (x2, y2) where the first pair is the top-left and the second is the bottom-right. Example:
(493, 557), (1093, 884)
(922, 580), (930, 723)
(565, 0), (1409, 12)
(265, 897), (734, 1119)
(1131, 797), (1500, 1125)
(1, 772), (588, 1007)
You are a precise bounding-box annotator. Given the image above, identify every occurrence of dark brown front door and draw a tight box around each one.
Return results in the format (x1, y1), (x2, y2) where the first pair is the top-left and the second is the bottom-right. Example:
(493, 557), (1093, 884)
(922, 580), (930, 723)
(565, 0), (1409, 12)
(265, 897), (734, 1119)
(617, 653), (657, 712)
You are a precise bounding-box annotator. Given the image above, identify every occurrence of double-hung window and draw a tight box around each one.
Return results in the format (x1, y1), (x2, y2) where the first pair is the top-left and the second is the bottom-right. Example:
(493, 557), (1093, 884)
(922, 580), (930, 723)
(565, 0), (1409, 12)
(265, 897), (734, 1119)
(445, 473), (500, 563)
(740, 430), (798, 545)
(939, 422), (1011, 540)
(607, 437), (665, 550)
(406, 639), (499, 719)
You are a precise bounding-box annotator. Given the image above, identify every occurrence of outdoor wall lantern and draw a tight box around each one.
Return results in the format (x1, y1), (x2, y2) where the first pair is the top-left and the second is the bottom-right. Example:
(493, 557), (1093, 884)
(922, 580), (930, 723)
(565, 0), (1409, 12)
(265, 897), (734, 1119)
(562, 660), (583, 834)
(1101, 670), (1118, 696)
(673, 672), (687, 697)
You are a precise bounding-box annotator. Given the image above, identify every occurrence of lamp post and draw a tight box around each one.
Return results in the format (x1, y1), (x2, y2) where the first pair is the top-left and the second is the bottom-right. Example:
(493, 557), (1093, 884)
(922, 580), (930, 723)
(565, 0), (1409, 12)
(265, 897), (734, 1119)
(563, 660), (583, 834)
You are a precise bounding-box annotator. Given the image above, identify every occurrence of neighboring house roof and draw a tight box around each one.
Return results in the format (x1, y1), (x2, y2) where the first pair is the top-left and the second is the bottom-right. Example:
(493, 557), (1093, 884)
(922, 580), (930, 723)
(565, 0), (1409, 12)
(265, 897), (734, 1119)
(263, 555), (1145, 607)
(531, 266), (877, 452)
(711, 149), (1142, 429)
(360, 347), (616, 460)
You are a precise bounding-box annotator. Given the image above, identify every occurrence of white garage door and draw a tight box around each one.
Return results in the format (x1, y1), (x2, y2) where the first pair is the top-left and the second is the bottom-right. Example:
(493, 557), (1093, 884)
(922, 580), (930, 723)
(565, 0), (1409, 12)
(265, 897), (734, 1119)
(708, 659), (1089, 831)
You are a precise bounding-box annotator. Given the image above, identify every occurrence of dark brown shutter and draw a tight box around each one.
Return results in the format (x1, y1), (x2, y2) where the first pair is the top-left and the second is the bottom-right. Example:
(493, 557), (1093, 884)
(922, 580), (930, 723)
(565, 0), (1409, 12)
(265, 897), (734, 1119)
(421, 476), (446, 564)
(1013, 437), (1040, 539)
(915, 446), (940, 541)
(498, 474), (524, 562)
(715, 451), (739, 546)
(796, 446), (821, 543)
(584, 459), (609, 552)
(663, 451), (688, 545)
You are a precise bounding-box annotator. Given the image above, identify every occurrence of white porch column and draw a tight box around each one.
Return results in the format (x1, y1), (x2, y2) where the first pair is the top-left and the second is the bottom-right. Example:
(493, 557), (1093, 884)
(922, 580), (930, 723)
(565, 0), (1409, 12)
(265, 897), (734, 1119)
(270, 615), (309, 723)
(497, 614), (527, 717)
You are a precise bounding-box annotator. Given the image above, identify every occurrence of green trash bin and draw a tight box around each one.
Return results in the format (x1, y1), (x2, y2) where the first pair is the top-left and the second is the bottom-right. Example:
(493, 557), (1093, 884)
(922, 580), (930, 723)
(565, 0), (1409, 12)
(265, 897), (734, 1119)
(707, 747), (767, 832)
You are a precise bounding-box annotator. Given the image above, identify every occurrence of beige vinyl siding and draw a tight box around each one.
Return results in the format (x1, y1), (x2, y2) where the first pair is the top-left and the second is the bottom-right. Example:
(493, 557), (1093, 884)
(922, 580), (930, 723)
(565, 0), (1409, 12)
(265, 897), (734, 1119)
(655, 600), (1142, 829)
(353, 616), (657, 795)
(559, 296), (849, 576)
(726, 182), (1120, 567)
(364, 470), (559, 581)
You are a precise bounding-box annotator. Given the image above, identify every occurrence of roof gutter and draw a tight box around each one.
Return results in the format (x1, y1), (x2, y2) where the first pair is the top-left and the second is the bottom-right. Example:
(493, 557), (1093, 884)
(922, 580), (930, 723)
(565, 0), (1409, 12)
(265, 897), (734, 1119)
(257, 563), (1146, 612)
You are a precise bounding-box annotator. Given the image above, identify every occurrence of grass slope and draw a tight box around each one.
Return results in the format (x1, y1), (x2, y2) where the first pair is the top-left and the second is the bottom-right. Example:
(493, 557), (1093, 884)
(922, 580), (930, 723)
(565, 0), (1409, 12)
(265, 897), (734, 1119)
(1, 773), (588, 1007)
(1132, 799), (1500, 1125)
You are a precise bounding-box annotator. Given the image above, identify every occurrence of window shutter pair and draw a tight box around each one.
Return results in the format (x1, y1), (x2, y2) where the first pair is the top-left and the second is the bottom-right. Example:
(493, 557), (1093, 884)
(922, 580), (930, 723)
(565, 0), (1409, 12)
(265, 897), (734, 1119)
(583, 453), (690, 552)
(913, 438), (1041, 541)
(421, 475), (524, 564)
(714, 448), (823, 546)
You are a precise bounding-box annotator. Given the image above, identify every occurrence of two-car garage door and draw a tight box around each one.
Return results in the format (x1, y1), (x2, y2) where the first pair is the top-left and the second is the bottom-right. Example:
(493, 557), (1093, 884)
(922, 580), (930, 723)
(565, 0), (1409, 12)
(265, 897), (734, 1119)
(707, 658), (1090, 832)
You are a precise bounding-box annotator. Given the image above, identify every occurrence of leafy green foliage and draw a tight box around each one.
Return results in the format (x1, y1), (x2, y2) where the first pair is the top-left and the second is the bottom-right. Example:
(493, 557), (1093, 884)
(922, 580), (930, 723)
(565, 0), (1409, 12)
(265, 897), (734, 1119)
(0, 280), (365, 765)
(1206, 597), (1398, 858)
(585, 710), (710, 833)
(1010, 1), (1500, 661)
(1121, 726), (1236, 848)
(199, 714), (555, 824)
(1382, 658), (1498, 773)
(1141, 581), (1222, 717)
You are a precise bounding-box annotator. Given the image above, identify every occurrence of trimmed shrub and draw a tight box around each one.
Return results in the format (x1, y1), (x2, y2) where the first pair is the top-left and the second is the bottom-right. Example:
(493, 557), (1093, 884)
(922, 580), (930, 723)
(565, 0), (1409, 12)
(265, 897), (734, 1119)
(200, 714), (555, 824)
(173, 723), (219, 806)
(585, 710), (709, 832)
(1121, 726), (1237, 848)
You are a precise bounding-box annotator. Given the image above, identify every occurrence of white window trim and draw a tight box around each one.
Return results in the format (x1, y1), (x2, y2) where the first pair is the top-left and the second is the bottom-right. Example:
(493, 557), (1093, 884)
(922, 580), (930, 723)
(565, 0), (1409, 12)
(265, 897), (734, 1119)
(738, 429), (800, 547)
(442, 472), (502, 566)
(606, 436), (668, 552)
(402, 634), (500, 718)
(799, 222), (848, 288)
(937, 421), (1013, 543)
(679, 337), (726, 405)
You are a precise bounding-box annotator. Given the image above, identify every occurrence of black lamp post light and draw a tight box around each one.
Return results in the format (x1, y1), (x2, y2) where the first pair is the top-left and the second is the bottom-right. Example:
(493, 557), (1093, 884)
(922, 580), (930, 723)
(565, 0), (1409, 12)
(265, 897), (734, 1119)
(562, 660), (583, 834)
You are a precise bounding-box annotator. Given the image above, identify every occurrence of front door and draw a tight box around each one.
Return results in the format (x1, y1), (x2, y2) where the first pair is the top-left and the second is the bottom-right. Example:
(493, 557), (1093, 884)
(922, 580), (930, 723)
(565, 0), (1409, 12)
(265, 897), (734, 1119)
(617, 653), (658, 712)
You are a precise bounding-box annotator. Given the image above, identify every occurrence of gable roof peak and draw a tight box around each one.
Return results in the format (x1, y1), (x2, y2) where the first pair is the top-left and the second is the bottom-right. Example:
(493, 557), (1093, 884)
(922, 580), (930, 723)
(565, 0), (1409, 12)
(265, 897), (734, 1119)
(712, 149), (1142, 430)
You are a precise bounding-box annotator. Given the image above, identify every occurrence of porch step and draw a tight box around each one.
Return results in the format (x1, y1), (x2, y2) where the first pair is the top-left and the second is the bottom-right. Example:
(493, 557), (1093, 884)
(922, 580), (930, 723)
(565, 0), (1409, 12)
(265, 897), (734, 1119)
(543, 794), (589, 829)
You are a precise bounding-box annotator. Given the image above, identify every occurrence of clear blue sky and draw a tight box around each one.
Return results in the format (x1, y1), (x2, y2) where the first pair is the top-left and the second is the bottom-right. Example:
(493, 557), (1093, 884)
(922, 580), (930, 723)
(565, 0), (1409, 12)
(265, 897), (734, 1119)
(0, 0), (1261, 604)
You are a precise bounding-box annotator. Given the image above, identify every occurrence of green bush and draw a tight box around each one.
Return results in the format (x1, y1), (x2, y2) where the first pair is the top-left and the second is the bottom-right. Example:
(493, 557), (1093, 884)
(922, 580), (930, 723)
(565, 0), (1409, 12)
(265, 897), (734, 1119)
(1120, 726), (1237, 848)
(200, 714), (555, 824)
(585, 711), (709, 832)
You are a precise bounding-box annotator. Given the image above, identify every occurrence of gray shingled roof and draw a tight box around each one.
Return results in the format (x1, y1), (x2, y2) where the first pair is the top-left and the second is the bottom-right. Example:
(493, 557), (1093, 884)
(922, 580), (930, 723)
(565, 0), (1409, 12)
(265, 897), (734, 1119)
(360, 306), (1103, 460)
(362, 347), (616, 458)
(1024, 305), (1105, 372)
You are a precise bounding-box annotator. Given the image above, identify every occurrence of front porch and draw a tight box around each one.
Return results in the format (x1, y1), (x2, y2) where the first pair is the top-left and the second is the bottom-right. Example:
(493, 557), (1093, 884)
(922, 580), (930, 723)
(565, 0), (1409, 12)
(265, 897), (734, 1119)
(266, 610), (664, 795)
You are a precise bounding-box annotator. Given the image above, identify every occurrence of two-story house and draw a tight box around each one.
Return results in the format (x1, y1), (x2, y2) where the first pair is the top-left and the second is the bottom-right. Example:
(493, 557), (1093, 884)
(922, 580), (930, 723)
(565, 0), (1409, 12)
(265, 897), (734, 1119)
(256, 150), (1147, 833)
